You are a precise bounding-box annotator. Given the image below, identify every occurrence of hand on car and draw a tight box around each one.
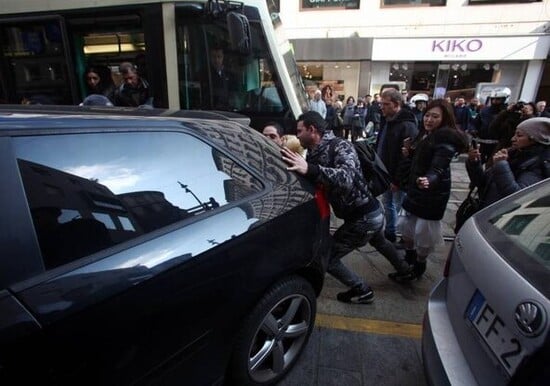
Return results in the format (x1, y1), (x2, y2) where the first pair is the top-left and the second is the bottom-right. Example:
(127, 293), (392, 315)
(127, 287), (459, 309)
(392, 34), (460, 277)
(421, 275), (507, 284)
(281, 146), (308, 175)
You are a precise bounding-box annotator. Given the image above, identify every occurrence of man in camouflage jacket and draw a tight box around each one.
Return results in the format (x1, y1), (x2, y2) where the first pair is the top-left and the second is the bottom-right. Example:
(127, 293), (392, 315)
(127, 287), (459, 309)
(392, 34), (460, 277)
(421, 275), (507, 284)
(281, 111), (411, 304)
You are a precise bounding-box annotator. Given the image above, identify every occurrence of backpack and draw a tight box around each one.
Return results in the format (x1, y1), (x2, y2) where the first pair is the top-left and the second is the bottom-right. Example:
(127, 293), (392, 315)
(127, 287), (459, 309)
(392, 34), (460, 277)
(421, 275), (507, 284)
(329, 139), (392, 197)
(354, 140), (392, 197)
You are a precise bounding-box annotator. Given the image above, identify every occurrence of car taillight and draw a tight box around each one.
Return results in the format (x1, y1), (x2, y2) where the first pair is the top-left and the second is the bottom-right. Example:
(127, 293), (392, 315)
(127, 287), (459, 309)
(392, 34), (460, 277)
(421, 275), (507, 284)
(315, 186), (330, 219)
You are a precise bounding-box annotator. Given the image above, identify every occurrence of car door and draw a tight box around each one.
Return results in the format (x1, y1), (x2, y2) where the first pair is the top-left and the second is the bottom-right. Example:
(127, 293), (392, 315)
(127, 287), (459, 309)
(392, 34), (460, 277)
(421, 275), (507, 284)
(1, 127), (268, 384)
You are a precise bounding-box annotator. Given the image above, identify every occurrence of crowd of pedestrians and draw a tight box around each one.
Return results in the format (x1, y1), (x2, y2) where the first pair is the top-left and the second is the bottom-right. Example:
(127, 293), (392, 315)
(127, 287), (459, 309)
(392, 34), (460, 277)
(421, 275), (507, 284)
(284, 86), (549, 303)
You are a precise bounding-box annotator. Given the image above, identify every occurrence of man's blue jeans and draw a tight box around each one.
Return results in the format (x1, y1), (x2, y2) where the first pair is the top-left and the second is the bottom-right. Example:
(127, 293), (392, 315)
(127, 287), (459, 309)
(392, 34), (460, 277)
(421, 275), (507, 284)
(382, 189), (405, 239)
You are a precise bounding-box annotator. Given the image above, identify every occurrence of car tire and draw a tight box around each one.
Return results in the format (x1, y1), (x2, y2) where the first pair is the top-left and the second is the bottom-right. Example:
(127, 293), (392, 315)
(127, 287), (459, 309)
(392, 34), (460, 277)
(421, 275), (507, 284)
(228, 275), (316, 386)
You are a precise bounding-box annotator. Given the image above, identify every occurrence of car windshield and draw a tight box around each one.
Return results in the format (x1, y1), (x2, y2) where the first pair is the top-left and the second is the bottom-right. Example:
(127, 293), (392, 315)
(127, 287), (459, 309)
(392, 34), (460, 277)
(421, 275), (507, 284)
(478, 181), (550, 297)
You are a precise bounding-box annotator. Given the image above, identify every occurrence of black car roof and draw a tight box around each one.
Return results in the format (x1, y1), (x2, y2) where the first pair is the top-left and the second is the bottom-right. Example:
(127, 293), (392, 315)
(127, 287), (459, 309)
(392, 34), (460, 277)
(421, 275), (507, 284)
(0, 104), (251, 128)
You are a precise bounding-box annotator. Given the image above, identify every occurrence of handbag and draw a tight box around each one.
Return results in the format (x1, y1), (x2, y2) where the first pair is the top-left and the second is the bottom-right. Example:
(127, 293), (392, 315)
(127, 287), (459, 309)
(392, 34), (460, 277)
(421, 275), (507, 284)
(454, 187), (481, 234)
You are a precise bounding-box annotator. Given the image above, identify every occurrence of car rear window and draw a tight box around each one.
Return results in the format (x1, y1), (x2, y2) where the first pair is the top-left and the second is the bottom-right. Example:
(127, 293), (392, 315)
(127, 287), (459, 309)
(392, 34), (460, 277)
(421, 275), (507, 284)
(478, 181), (550, 296)
(13, 131), (263, 269)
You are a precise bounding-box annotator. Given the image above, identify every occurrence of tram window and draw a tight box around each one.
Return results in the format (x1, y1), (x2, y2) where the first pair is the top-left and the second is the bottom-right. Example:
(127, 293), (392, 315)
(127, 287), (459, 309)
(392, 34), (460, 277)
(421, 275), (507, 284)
(0, 20), (74, 104)
(65, 11), (146, 102)
(176, 15), (285, 114)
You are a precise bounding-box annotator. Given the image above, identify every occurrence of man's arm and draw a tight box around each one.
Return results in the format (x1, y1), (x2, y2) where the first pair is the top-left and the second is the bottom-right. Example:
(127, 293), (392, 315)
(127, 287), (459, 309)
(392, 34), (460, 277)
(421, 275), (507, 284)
(281, 141), (357, 190)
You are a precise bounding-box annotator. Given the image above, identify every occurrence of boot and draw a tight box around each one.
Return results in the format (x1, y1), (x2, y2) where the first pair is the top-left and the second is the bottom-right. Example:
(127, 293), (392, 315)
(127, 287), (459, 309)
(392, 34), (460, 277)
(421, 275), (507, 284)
(413, 260), (427, 278)
(387, 264), (413, 281)
(404, 249), (417, 265)
(388, 249), (417, 281)
(388, 259), (426, 282)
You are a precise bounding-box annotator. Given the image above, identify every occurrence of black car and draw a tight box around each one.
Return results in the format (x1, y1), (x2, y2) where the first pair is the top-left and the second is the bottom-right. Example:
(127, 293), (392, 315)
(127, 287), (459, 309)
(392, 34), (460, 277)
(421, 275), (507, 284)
(0, 108), (331, 385)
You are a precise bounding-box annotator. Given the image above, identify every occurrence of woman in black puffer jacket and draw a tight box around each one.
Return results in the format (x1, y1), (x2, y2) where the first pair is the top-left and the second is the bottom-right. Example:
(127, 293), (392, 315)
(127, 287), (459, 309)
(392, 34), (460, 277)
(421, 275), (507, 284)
(390, 99), (469, 281)
(466, 117), (550, 209)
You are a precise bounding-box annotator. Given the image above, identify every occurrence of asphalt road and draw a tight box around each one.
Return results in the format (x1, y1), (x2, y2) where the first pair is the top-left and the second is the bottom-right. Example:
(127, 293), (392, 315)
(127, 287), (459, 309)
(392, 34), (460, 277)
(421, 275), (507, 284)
(279, 157), (471, 386)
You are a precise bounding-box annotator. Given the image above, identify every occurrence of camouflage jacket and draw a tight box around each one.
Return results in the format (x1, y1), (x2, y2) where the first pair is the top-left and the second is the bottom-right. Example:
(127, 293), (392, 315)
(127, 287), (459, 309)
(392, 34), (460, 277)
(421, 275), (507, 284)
(305, 132), (377, 220)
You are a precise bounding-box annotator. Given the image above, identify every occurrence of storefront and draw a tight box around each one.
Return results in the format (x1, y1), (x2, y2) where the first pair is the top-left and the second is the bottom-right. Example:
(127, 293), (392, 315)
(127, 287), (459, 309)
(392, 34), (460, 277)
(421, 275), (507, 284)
(371, 35), (550, 103)
(292, 35), (549, 104)
(292, 37), (372, 101)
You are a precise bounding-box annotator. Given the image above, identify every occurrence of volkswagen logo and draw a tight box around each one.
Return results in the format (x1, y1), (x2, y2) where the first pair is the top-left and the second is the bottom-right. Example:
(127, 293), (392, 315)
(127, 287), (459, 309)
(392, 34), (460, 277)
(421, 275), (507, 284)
(515, 301), (546, 337)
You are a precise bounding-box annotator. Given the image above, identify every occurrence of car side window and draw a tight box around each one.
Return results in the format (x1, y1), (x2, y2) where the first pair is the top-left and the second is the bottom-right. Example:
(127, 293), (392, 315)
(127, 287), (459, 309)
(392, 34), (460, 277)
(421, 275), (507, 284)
(13, 131), (263, 269)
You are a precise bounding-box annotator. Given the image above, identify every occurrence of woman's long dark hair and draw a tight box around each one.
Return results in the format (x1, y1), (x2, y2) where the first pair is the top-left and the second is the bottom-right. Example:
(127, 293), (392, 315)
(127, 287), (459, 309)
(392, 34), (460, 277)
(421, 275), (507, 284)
(424, 99), (456, 130)
(424, 99), (469, 153)
(84, 65), (115, 95)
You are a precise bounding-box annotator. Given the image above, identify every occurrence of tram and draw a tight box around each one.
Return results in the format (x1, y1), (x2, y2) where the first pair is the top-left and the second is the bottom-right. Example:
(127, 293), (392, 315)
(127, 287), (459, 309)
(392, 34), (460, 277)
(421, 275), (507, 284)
(0, 0), (308, 130)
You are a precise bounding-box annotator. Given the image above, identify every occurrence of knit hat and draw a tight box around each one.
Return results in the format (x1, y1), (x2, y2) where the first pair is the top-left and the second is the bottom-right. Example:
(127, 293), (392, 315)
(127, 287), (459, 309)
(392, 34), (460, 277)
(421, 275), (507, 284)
(517, 117), (550, 145)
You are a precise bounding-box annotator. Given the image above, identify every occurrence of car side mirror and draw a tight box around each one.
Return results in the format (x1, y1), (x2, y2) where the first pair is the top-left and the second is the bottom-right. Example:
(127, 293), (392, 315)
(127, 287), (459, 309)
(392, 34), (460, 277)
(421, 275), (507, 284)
(227, 11), (251, 55)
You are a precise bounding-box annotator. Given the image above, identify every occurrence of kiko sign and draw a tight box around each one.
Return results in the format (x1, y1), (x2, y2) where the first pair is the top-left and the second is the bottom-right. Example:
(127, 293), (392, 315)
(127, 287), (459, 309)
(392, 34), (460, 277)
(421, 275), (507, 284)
(372, 36), (550, 61)
(431, 39), (483, 53)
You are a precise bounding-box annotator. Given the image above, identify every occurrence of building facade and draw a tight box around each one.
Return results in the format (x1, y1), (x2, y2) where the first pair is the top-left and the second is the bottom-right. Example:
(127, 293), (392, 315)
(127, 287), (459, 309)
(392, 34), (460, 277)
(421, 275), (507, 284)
(277, 0), (550, 103)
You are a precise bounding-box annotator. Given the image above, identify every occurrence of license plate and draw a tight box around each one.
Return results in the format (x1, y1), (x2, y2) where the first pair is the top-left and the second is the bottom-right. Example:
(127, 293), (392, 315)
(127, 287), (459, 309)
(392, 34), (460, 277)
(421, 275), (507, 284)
(466, 290), (524, 376)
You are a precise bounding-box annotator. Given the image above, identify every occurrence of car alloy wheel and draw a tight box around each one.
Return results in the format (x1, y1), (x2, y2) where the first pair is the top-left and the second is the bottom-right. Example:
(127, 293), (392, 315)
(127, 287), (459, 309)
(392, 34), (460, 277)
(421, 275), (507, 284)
(229, 275), (316, 385)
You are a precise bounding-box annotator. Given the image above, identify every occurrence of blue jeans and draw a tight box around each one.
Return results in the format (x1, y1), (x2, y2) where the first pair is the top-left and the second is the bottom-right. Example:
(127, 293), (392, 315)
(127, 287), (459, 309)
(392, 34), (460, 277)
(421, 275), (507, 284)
(327, 208), (384, 290)
(382, 189), (405, 238)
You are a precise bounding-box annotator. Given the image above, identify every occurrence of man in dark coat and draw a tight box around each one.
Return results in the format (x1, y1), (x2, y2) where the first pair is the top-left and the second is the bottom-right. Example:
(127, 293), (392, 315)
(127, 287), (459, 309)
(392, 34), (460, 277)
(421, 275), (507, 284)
(375, 89), (418, 243)
(474, 91), (509, 163)
(367, 93), (382, 135)
(113, 63), (153, 107)
(203, 47), (238, 110)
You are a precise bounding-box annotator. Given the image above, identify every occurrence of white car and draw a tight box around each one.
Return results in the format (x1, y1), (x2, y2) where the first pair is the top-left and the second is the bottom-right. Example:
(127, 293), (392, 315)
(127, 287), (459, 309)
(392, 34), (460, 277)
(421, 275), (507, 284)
(422, 178), (549, 386)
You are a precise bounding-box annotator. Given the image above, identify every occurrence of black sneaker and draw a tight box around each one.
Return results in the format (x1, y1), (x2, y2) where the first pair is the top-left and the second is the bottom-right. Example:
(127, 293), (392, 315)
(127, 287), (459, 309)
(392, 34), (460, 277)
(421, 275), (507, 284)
(336, 286), (374, 304)
(388, 261), (427, 282)
(388, 270), (416, 282)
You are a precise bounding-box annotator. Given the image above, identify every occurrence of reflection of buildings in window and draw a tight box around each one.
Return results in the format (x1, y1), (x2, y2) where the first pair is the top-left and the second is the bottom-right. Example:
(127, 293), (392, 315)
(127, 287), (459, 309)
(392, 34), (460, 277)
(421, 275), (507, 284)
(18, 159), (142, 267)
(501, 214), (538, 235)
(118, 191), (191, 232)
(492, 199), (550, 261)
(191, 120), (313, 220)
(18, 159), (205, 267)
(18, 159), (138, 233)
(20, 155), (231, 268)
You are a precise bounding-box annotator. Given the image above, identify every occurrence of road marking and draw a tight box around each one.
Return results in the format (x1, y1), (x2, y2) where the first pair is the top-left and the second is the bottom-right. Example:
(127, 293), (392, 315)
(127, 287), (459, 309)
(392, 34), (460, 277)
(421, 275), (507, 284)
(315, 313), (422, 339)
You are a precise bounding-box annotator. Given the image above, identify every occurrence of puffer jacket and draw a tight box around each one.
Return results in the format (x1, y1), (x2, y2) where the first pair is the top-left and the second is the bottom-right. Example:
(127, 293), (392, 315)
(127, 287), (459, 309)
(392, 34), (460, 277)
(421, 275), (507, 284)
(304, 132), (378, 220)
(402, 126), (469, 220)
(375, 108), (418, 184)
(466, 144), (550, 208)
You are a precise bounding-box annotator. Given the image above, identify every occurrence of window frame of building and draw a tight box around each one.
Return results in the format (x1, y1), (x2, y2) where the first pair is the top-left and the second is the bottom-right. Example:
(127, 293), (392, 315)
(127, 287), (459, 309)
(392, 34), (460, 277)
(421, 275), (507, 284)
(381, 0), (446, 7)
(468, 0), (541, 4)
(300, 0), (361, 11)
